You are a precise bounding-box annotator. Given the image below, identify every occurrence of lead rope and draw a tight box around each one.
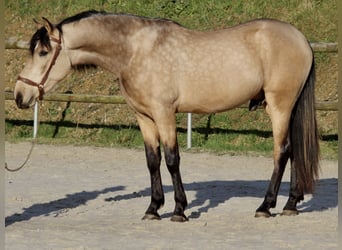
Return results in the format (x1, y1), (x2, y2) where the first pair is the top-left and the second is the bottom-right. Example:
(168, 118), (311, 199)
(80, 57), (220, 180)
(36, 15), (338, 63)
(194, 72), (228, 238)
(5, 101), (39, 172)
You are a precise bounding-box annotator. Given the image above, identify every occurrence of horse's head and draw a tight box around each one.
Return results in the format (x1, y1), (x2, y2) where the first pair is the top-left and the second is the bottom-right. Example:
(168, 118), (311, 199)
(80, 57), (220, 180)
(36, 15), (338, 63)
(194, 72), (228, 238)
(14, 18), (71, 109)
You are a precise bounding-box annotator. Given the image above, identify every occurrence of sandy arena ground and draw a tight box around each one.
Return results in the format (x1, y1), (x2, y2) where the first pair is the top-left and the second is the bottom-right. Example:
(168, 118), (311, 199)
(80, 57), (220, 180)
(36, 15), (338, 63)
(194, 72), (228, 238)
(5, 142), (338, 249)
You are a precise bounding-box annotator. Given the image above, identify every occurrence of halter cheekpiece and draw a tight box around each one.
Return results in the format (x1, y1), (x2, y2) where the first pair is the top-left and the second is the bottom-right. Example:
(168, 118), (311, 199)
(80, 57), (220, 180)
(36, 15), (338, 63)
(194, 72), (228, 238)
(17, 34), (62, 100)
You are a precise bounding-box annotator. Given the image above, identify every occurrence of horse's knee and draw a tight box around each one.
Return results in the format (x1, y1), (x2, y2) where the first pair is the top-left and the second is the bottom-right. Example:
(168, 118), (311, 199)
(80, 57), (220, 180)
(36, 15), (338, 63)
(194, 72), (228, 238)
(144, 144), (161, 172)
(164, 146), (180, 172)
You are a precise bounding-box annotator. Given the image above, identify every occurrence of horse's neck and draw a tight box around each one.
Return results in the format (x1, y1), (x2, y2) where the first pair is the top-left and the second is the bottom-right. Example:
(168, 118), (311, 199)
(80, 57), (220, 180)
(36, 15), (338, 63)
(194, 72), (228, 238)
(62, 16), (137, 75)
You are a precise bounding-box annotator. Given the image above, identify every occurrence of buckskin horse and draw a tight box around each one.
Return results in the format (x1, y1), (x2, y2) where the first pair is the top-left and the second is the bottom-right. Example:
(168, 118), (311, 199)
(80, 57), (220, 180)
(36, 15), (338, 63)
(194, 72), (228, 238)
(14, 10), (319, 221)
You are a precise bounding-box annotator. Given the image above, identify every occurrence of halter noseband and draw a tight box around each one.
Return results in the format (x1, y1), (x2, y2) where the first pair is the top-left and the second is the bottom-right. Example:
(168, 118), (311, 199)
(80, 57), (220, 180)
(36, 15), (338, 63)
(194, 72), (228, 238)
(17, 34), (62, 100)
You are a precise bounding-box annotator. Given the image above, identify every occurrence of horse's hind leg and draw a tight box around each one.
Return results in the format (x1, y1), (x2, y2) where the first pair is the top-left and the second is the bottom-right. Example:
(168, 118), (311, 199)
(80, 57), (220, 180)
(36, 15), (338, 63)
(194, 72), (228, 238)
(255, 138), (290, 217)
(136, 114), (164, 220)
(255, 97), (292, 217)
(281, 160), (304, 216)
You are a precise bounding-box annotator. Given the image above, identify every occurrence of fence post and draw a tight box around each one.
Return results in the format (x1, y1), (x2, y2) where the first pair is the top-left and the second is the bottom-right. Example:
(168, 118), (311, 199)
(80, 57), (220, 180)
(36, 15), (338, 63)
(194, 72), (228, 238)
(33, 102), (39, 139)
(187, 113), (192, 149)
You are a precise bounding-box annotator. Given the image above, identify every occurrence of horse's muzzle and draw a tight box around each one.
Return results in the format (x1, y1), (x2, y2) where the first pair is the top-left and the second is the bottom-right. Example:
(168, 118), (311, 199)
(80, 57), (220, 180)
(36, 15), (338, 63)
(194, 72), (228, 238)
(15, 92), (31, 109)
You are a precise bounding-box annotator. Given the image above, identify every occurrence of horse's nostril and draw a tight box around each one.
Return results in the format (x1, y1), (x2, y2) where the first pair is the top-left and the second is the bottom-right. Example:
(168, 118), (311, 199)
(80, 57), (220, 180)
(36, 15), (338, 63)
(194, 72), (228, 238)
(15, 92), (23, 108)
(15, 92), (29, 109)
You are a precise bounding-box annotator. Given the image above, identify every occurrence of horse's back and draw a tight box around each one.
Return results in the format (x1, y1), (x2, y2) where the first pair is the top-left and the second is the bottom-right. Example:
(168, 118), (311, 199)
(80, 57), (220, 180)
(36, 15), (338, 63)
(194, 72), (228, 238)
(125, 18), (312, 115)
(164, 19), (310, 113)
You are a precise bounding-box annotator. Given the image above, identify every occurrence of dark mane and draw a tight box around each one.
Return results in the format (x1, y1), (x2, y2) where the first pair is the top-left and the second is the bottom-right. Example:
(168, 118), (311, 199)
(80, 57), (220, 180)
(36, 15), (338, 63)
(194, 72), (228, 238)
(56, 10), (182, 30)
(29, 10), (104, 56)
(56, 10), (106, 30)
(71, 64), (97, 71)
(29, 10), (182, 56)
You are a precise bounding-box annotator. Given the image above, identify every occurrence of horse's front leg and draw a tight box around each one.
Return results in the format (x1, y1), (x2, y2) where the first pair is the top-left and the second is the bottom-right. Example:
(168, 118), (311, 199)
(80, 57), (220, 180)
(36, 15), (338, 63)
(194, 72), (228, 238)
(164, 143), (188, 222)
(157, 112), (188, 222)
(136, 114), (164, 220)
(142, 144), (165, 220)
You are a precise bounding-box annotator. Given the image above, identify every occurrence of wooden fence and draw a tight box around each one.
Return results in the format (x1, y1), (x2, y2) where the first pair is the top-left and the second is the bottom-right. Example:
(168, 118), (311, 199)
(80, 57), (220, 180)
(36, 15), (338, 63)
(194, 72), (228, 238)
(3, 91), (338, 111)
(4, 37), (338, 111)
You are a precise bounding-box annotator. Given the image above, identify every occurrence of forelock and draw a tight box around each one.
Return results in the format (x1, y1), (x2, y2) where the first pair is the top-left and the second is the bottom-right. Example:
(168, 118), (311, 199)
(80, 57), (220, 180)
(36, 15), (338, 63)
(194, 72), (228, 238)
(29, 26), (51, 55)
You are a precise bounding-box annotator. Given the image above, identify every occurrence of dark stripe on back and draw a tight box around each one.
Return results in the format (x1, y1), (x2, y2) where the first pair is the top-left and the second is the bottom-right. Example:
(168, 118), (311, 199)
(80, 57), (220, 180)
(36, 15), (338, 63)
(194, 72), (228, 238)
(56, 10), (106, 30)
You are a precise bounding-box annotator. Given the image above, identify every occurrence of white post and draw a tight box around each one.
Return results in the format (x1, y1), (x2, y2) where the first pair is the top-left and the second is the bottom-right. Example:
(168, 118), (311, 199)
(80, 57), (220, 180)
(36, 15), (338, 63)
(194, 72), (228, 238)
(187, 113), (192, 149)
(33, 101), (39, 139)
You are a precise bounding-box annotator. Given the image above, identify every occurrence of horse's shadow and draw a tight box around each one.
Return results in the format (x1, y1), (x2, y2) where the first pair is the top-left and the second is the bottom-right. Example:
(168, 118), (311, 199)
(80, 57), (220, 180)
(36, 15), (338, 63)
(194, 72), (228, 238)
(5, 186), (125, 227)
(106, 178), (337, 219)
(6, 178), (337, 226)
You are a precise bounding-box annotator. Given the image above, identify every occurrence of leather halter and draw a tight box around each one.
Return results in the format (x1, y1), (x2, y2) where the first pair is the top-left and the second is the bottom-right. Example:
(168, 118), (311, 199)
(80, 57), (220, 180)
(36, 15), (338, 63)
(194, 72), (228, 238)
(17, 34), (62, 100)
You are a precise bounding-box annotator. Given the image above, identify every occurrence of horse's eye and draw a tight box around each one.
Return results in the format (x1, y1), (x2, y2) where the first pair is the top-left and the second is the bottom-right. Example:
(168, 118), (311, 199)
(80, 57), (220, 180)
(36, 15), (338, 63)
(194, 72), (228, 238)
(39, 51), (48, 57)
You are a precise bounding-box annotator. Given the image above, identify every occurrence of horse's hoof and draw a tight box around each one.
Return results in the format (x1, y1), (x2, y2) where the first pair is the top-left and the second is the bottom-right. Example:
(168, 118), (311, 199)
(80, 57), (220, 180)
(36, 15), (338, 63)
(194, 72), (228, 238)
(281, 209), (299, 216)
(142, 213), (161, 221)
(171, 214), (188, 222)
(254, 211), (271, 218)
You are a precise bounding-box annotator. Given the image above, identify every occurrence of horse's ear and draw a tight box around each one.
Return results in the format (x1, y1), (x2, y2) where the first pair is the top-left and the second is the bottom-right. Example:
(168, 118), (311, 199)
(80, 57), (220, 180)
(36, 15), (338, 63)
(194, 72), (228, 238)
(42, 17), (54, 35)
(33, 18), (43, 29)
(33, 18), (41, 25)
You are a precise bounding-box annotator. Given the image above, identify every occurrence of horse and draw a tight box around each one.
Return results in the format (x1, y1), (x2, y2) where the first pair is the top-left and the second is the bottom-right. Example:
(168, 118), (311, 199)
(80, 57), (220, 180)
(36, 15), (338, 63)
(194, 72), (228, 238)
(14, 10), (320, 221)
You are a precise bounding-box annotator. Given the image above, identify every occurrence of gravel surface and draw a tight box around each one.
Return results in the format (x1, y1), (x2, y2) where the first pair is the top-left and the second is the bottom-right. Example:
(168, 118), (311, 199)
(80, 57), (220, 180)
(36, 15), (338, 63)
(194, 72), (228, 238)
(5, 143), (338, 250)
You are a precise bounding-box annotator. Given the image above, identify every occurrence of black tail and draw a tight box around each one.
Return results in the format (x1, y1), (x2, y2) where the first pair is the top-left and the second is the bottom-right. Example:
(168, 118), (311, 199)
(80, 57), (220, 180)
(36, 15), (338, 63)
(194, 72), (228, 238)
(290, 58), (320, 193)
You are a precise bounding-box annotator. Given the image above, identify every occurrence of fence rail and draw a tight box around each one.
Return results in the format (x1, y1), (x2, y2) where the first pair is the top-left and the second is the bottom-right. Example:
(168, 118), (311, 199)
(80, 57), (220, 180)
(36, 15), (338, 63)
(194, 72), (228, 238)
(4, 37), (338, 52)
(4, 38), (339, 111)
(4, 91), (338, 111)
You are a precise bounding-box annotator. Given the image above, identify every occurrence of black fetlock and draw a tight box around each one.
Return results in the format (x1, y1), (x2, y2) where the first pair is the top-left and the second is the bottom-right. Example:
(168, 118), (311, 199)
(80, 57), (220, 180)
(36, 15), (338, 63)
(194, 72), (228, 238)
(255, 202), (272, 218)
(170, 200), (188, 222)
(142, 212), (161, 220)
(171, 214), (188, 222)
(281, 195), (303, 216)
(143, 195), (164, 221)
